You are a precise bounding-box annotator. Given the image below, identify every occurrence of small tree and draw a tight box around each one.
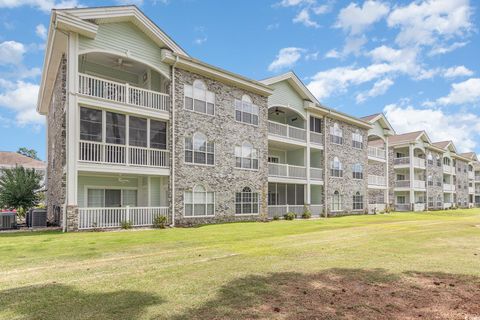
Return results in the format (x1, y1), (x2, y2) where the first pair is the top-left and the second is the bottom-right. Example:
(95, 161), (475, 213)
(17, 147), (40, 160)
(0, 166), (42, 215)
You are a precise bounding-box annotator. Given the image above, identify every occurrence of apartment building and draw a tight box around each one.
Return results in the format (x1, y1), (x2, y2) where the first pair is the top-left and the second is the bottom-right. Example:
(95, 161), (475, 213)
(37, 6), (480, 231)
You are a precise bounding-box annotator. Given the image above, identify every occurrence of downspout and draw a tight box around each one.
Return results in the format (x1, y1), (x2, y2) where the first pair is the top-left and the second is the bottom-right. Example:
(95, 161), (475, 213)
(170, 55), (179, 227)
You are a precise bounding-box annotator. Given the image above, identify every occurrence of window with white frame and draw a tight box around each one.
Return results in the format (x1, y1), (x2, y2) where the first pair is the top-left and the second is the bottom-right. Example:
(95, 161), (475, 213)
(80, 107), (102, 142)
(353, 192), (363, 210)
(129, 116), (147, 147)
(329, 123), (343, 144)
(235, 142), (258, 170)
(330, 157), (343, 177)
(331, 191), (342, 211)
(106, 111), (126, 144)
(352, 163), (363, 179)
(87, 188), (137, 208)
(427, 153), (433, 165)
(150, 120), (167, 149)
(397, 195), (406, 204)
(310, 116), (322, 133)
(235, 187), (259, 215)
(235, 94), (259, 125)
(352, 130), (363, 149)
(184, 185), (214, 217)
(184, 80), (215, 115)
(185, 132), (214, 165)
(436, 155), (441, 166)
(427, 175), (433, 186)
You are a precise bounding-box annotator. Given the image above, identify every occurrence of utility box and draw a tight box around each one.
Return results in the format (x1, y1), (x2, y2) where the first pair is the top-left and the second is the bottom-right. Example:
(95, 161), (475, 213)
(0, 212), (17, 230)
(27, 209), (47, 228)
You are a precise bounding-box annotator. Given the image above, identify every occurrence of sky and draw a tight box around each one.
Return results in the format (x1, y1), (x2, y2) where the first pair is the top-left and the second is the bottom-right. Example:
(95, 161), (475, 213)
(0, 0), (479, 160)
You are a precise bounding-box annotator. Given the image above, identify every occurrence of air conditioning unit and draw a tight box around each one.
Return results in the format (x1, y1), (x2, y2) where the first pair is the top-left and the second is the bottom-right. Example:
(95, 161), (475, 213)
(0, 212), (17, 230)
(27, 209), (47, 228)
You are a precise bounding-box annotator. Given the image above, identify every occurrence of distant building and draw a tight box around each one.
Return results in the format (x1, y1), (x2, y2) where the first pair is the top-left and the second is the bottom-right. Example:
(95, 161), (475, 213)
(0, 151), (46, 185)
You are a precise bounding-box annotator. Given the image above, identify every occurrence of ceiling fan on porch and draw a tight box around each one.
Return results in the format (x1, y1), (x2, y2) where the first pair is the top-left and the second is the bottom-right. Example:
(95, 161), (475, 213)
(269, 107), (285, 116)
(118, 176), (130, 184)
(111, 57), (134, 69)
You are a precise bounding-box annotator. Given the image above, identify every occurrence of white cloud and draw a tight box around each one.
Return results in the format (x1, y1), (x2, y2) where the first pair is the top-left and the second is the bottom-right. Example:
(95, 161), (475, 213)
(325, 49), (340, 59)
(443, 66), (473, 78)
(277, 0), (314, 7)
(194, 37), (207, 45)
(305, 51), (319, 61)
(312, 4), (330, 14)
(335, 0), (389, 35)
(0, 41), (26, 66)
(436, 78), (480, 106)
(266, 23), (280, 30)
(35, 24), (47, 40)
(116, 0), (143, 4)
(356, 78), (394, 103)
(0, 0), (81, 12)
(268, 47), (304, 72)
(428, 41), (469, 56)
(193, 26), (207, 45)
(0, 80), (43, 125)
(384, 102), (480, 152)
(342, 36), (367, 56)
(387, 0), (472, 47)
(293, 8), (319, 28)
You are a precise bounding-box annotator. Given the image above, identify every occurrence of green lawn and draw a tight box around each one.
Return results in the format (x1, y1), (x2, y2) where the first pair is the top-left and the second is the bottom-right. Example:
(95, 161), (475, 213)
(1, 210), (480, 319)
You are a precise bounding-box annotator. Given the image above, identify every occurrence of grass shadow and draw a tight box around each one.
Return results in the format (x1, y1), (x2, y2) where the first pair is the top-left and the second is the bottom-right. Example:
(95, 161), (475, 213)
(173, 268), (480, 320)
(0, 283), (162, 320)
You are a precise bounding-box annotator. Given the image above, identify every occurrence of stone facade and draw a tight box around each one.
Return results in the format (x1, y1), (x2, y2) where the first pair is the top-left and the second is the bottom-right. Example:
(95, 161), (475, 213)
(325, 117), (368, 215)
(387, 147), (396, 207)
(426, 150), (443, 209)
(172, 68), (269, 226)
(456, 159), (469, 207)
(46, 55), (67, 225)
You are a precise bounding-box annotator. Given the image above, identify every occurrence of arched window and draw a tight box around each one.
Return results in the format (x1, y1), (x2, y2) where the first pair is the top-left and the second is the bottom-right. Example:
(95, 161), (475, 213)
(352, 130), (363, 149)
(235, 187), (259, 215)
(235, 142), (259, 169)
(427, 175), (433, 186)
(330, 157), (343, 177)
(184, 79), (215, 115)
(329, 123), (343, 144)
(427, 152), (433, 165)
(331, 191), (342, 211)
(353, 191), (363, 210)
(436, 154), (441, 166)
(185, 132), (214, 165)
(443, 157), (450, 166)
(235, 94), (259, 125)
(184, 185), (215, 217)
(352, 163), (363, 179)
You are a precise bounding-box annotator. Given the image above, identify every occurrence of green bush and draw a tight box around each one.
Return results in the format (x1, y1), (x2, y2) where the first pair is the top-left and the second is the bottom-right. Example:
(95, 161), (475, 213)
(121, 220), (133, 229)
(272, 215), (280, 221)
(153, 215), (167, 229)
(301, 211), (311, 219)
(284, 212), (296, 220)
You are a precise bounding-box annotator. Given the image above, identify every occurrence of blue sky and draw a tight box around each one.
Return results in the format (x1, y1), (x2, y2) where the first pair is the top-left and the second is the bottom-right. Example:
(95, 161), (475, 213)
(0, 0), (479, 160)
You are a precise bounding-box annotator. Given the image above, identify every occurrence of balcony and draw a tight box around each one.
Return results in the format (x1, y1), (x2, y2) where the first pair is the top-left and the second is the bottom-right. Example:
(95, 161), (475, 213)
(394, 157), (409, 166)
(413, 180), (426, 189)
(468, 171), (475, 179)
(268, 121), (306, 143)
(395, 180), (410, 188)
(79, 141), (169, 168)
(309, 131), (323, 147)
(78, 207), (170, 230)
(443, 184), (456, 192)
(413, 157), (426, 169)
(268, 163), (307, 179)
(368, 146), (386, 160)
(443, 165), (453, 174)
(395, 204), (411, 211)
(368, 175), (386, 187)
(310, 167), (324, 181)
(78, 73), (170, 112)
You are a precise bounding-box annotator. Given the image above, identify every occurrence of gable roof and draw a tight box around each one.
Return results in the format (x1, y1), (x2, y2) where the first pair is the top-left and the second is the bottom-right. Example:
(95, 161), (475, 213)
(360, 113), (395, 134)
(388, 131), (431, 145)
(460, 152), (478, 161)
(0, 152), (46, 170)
(432, 140), (457, 153)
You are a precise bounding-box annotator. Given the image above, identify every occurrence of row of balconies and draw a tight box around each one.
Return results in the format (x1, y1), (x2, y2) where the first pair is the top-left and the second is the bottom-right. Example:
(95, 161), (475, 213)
(267, 121), (323, 146)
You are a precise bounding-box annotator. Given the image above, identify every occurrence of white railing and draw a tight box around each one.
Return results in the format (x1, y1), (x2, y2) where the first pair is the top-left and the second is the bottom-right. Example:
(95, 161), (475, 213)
(414, 203), (425, 211)
(268, 121), (306, 142)
(395, 204), (411, 211)
(78, 207), (170, 230)
(413, 157), (426, 168)
(469, 186), (474, 194)
(268, 163), (307, 179)
(443, 202), (452, 209)
(79, 141), (169, 167)
(368, 175), (386, 186)
(443, 184), (455, 192)
(309, 132), (323, 146)
(368, 146), (386, 160)
(394, 157), (409, 165)
(310, 168), (323, 181)
(468, 171), (475, 179)
(395, 180), (410, 188)
(443, 165), (452, 174)
(78, 73), (169, 112)
(413, 180), (426, 189)
(268, 205), (304, 218)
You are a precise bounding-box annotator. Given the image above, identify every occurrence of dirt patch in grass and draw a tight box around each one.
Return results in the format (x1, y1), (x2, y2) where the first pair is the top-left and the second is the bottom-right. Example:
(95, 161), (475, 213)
(175, 268), (480, 320)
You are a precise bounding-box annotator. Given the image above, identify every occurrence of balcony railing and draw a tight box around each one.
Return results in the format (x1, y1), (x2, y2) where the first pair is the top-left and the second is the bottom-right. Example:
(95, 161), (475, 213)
(394, 157), (409, 165)
(443, 184), (456, 192)
(78, 207), (170, 230)
(395, 204), (411, 211)
(443, 165), (453, 174)
(413, 157), (425, 168)
(368, 146), (386, 160)
(268, 205), (304, 218)
(79, 141), (169, 168)
(78, 73), (169, 112)
(368, 175), (386, 186)
(413, 180), (426, 189)
(468, 171), (475, 179)
(395, 180), (410, 188)
(268, 163), (306, 179)
(309, 132), (323, 146)
(268, 121), (306, 142)
(310, 167), (323, 181)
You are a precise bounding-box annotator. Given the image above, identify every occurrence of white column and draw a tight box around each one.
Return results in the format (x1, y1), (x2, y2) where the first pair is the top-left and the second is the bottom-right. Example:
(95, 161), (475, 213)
(306, 111), (311, 206)
(409, 144), (415, 209)
(385, 137), (390, 206)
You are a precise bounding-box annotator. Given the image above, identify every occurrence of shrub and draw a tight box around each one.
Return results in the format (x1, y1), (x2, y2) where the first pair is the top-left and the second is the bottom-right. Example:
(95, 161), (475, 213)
(153, 215), (167, 229)
(272, 215), (280, 221)
(301, 211), (311, 219)
(121, 220), (133, 229)
(284, 212), (296, 220)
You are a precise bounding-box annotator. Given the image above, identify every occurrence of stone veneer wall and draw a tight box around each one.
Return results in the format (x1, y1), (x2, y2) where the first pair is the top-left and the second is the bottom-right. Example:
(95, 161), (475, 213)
(325, 118), (368, 215)
(46, 55), (67, 225)
(367, 159), (387, 205)
(456, 159), (469, 207)
(172, 68), (269, 226)
(426, 150), (443, 209)
(387, 147), (396, 207)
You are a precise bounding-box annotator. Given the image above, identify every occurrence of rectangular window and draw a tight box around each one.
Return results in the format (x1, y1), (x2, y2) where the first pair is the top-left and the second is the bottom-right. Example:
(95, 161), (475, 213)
(150, 120), (167, 149)
(106, 112), (126, 145)
(353, 194), (363, 210)
(184, 189), (215, 217)
(184, 84), (215, 115)
(105, 189), (122, 207)
(331, 169), (343, 177)
(353, 171), (363, 179)
(129, 116), (147, 147)
(235, 189), (259, 215)
(235, 99), (259, 125)
(330, 135), (343, 145)
(235, 145), (259, 170)
(310, 117), (322, 133)
(185, 137), (214, 165)
(87, 189), (137, 208)
(268, 156), (279, 163)
(80, 107), (102, 142)
(397, 196), (406, 204)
